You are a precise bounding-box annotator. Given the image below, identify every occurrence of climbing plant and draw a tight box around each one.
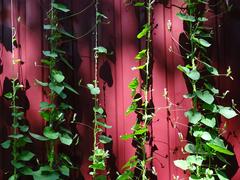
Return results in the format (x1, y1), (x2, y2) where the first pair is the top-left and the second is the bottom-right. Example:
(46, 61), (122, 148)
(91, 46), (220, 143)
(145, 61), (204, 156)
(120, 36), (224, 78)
(30, 1), (79, 179)
(1, 79), (35, 180)
(87, 0), (112, 178)
(173, 0), (238, 179)
(118, 0), (156, 179)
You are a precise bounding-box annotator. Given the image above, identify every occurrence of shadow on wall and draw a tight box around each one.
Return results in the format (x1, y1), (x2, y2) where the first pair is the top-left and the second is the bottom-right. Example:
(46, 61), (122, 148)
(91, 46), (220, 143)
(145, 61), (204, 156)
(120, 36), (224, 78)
(221, 0), (240, 178)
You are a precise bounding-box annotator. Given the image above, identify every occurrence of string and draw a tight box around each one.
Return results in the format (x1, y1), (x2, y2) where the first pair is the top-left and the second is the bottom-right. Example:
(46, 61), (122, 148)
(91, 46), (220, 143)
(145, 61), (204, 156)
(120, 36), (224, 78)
(10, 0), (17, 79)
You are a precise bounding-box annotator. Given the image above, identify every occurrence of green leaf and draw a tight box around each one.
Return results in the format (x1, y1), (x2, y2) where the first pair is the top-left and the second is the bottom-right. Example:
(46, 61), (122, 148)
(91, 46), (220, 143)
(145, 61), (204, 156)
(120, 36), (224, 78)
(95, 175), (107, 180)
(96, 12), (108, 19)
(126, 102), (137, 115)
(20, 167), (34, 176)
(87, 84), (100, 95)
(96, 121), (112, 129)
(184, 143), (196, 153)
(59, 133), (73, 146)
(201, 117), (216, 128)
(9, 175), (18, 180)
(207, 143), (234, 155)
(94, 46), (107, 54)
(99, 135), (112, 144)
(40, 111), (50, 121)
(135, 128), (148, 135)
(193, 131), (212, 141)
(63, 82), (79, 95)
(59, 55), (73, 70)
(137, 24), (150, 39)
(134, 2), (145, 6)
(52, 3), (70, 12)
(43, 24), (56, 30)
(19, 125), (29, 132)
(93, 107), (104, 114)
(217, 106), (237, 119)
(131, 64), (146, 70)
(216, 152), (231, 165)
(23, 136), (33, 143)
(89, 162), (105, 171)
(192, 37), (211, 47)
(43, 127), (59, 140)
(135, 49), (147, 60)
(18, 151), (35, 161)
(196, 90), (214, 104)
(30, 132), (49, 141)
(117, 170), (134, 180)
(177, 65), (200, 80)
(1, 140), (11, 149)
(176, 13), (196, 22)
(59, 165), (69, 176)
(121, 134), (134, 140)
(202, 62), (219, 76)
(4, 92), (13, 99)
(49, 83), (64, 95)
(177, 65), (190, 73)
(43, 50), (58, 58)
(9, 134), (24, 139)
(35, 79), (48, 87)
(11, 160), (25, 169)
(188, 69), (200, 80)
(12, 111), (24, 119)
(201, 131), (212, 141)
(174, 160), (189, 170)
(33, 168), (60, 180)
(198, 17), (208, 22)
(128, 78), (138, 96)
(186, 155), (204, 166)
(52, 71), (65, 83)
(58, 28), (75, 39)
(216, 170), (229, 180)
(185, 110), (202, 124)
(204, 83), (219, 94)
(40, 102), (56, 110)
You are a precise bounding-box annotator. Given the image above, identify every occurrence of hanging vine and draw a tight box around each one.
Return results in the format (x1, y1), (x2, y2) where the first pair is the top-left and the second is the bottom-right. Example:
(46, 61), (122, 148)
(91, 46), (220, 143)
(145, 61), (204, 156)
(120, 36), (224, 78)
(0, 2), (35, 179)
(87, 0), (112, 179)
(173, 0), (237, 179)
(1, 79), (35, 180)
(119, 1), (156, 179)
(30, 1), (79, 179)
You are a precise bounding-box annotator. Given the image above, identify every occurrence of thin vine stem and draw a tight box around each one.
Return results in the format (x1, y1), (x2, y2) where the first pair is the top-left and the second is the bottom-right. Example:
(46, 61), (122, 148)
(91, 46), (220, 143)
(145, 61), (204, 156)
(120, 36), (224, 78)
(92, 0), (99, 178)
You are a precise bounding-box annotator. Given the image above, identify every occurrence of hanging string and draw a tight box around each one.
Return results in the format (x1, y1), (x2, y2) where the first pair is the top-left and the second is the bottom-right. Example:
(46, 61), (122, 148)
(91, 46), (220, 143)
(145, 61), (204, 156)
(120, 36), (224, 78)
(10, 0), (17, 79)
(94, 0), (98, 88)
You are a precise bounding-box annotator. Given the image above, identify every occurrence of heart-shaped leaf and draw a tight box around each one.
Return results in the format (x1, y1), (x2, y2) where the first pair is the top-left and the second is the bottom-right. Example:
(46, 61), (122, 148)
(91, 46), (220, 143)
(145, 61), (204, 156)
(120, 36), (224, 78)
(218, 106), (237, 119)
(185, 110), (202, 124)
(43, 127), (59, 140)
(196, 90), (214, 104)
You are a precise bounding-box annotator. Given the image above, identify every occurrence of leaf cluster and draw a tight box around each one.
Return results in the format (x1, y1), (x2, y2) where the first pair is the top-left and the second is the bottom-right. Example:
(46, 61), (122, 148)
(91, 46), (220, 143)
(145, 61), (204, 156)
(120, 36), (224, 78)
(1, 79), (35, 180)
(174, 1), (237, 179)
(30, 2), (79, 179)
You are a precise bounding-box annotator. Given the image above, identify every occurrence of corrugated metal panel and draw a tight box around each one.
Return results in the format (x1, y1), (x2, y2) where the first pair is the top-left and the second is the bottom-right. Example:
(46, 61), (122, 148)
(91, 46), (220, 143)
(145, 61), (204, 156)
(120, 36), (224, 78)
(0, 0), (239, 179)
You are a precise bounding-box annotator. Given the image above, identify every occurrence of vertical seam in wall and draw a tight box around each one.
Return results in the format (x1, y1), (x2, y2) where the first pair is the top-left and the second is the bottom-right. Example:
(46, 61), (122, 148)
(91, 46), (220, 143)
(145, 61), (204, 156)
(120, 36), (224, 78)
(168, 0), (173, 178)
(114, 0), (124, 167)
(162, 3), (171, 179)
(40, 0), (45, 138)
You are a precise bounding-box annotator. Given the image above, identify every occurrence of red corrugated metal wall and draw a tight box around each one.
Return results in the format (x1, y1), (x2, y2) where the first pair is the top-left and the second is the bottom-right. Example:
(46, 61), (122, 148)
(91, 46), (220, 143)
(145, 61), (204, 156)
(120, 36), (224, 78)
(0, 0), (240, 179)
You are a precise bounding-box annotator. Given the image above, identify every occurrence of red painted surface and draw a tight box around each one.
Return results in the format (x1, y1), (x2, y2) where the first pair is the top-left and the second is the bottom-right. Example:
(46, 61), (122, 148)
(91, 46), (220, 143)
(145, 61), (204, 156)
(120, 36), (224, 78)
(0, 0), (240, 179)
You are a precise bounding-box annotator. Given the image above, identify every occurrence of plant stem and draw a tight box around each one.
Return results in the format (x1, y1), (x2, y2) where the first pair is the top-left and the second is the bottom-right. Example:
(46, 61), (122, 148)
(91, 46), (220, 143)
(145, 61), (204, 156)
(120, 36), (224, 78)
(48, 0), (56, 168)
(93, 0), (99, 178)
(12, 80), (17, 180)
(141, 0), (152, 179)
